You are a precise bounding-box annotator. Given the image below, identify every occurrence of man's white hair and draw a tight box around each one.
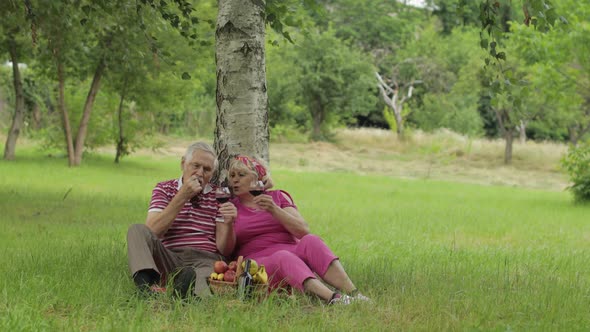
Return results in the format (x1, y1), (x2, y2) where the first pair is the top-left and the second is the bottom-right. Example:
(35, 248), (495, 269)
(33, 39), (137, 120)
(184, 142), (218, 170)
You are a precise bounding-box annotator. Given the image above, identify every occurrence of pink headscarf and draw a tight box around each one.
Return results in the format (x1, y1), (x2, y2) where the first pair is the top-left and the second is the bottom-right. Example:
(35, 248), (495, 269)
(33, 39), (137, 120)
(234, 155), (267, 181)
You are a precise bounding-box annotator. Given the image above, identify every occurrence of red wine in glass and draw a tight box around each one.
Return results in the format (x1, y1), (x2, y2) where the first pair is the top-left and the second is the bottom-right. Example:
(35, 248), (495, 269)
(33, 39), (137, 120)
(216, 195), (230, 203)
(249, 180), (264, 196)
(215, 187), (231, 204)
(249, 189), (264, 196)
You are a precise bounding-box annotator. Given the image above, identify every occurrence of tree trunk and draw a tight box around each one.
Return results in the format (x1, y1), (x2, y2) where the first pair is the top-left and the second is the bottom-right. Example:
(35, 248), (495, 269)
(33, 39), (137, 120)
(3, 37), (26, 160)
(311, 103), (323, 141)
(518, 120), (526, 144)
(504, 130), (513, 165)
(73, 58), (106, 166)
(57, 58), (75, 166)
(568, 125), (579, 146)
(32, 103), (41, 129)
(214, 0), (269, 181)
(394, 107), (404, 139)
(115, 83), (127, 164)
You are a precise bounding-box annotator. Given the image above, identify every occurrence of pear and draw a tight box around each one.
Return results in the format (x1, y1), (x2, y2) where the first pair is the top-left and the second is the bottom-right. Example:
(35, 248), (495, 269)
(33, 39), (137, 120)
(241, 259), (259, 275)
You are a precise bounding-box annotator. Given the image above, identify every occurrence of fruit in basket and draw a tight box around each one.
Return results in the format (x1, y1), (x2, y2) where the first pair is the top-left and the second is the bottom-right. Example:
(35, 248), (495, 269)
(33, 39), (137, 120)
(223, 270), (236, 282)
(253, 265), (268, 284)
(241, 259), (259, 275)
(210, 272), (218, 280)
(216, 273), (224, 281)
(214, 261), (229, 274)
(228, 261), (238, 272)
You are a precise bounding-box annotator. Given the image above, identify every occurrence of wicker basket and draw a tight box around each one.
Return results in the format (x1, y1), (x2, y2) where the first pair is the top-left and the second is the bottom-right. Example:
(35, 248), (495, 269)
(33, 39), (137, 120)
(208, 256), (269, 297)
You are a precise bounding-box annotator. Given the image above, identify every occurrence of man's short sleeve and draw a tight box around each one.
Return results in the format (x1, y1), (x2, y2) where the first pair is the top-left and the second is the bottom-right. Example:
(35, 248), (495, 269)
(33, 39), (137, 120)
(148, 183), (171, 213)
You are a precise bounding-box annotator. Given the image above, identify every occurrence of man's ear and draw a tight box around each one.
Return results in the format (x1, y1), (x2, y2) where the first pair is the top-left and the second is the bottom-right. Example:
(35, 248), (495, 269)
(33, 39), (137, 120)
(180, 156), (185, 170)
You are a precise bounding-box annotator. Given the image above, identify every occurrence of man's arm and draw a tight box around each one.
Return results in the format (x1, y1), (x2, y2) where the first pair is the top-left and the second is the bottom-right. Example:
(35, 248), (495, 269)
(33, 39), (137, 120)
(146, 192), (189, 237)
(146, 178), (202, 237)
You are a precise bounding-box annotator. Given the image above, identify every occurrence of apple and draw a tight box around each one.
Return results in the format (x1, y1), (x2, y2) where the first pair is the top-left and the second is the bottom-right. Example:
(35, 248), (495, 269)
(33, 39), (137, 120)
(214, 260), (228, 274)
(228, 261), (238, 272)
(210, 272), (218, 280)
(223, 270), (236, 282)
(216, 273), (224, 281)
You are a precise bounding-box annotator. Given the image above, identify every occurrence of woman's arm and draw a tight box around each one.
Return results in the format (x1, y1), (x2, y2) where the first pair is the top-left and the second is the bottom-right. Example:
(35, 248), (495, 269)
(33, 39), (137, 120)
(254, 192), (310, 239)
(215, 202), (237, 257)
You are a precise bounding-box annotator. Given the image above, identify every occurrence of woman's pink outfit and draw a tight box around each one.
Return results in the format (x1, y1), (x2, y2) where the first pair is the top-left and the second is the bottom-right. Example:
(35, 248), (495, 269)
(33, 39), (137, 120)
(232, 190), (338, 291)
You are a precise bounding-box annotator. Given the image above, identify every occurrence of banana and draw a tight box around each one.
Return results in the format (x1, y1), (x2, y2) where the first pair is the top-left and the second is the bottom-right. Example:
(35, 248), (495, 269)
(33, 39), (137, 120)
(254, 265), (268, 284)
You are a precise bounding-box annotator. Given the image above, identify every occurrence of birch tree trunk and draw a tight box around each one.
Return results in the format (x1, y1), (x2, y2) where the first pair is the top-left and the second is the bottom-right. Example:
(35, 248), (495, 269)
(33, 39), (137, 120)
(214, 0), (269, 180)
(73, 58), (105, 166)
(3, 36), (25, 160)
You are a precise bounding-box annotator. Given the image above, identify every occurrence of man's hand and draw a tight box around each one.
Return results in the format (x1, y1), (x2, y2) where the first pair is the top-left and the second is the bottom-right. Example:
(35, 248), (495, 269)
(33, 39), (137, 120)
(219, 202), (237, 223)
(183, 175), (203, 201)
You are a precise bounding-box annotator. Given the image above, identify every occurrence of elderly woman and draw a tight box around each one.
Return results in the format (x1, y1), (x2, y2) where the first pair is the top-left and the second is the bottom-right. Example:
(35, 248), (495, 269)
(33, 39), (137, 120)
(221, 155), (370, 305)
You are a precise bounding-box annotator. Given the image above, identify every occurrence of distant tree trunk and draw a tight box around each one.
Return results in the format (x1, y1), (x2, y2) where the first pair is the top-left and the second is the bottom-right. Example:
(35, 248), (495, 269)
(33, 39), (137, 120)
(115, 84), (127, 164)
(57, 58), (75, 166)
(3, 36), (26, 160)
(504, 130), (513, 164)
(73, 58), (106, 166)
(493, 107), (514, 165)
(31, 103), (41, 129)
(568, 122), (590, 147)
(0, 77), (5, 114)
(518, 120), (527, 144)
(310, 99), (324, 140)
(568, 125), (579, 146)
(214, 0), (269, 181)
(376, 72), (419, 140)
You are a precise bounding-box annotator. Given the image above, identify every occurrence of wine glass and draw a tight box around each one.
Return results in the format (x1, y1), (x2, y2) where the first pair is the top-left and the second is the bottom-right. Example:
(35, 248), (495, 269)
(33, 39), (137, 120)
(249, 180), (265, 196)
(215, 186), (231, 204)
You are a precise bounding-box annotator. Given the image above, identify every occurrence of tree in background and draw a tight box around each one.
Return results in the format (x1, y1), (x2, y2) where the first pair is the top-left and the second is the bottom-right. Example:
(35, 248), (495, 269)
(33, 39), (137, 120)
(1, 1), (30, 160)
(291, 28), (376, 140)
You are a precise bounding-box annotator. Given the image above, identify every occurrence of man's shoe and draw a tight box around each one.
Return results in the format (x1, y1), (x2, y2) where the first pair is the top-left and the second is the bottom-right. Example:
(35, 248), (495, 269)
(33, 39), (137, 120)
(172, 267), (196, 298)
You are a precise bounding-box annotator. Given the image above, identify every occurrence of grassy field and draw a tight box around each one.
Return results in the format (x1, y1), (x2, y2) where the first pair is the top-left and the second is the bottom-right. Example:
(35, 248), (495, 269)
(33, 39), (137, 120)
(1, 139), (589, 331)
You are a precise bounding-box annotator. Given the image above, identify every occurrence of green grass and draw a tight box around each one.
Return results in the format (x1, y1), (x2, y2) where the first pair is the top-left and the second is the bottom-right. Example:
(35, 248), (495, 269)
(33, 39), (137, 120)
(1, 148), (589, 331)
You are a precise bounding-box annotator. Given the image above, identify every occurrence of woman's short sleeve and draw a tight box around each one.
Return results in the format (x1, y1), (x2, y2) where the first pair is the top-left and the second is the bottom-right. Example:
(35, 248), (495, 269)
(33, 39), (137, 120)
(272, 190), (297, 209)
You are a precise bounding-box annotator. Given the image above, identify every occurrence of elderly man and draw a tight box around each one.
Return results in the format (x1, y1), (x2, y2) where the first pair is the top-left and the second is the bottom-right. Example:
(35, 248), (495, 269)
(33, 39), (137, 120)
(127, 142), (236, 298)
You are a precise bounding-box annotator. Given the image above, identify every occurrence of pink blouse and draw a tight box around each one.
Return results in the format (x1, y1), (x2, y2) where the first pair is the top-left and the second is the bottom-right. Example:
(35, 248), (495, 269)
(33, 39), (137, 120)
(232, 190), (299, 259)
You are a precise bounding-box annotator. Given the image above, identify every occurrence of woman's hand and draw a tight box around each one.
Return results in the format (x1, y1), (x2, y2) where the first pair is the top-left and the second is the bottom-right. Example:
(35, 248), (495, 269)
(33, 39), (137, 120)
(253, 193), (278, 212)
(219, 202), (237, 224)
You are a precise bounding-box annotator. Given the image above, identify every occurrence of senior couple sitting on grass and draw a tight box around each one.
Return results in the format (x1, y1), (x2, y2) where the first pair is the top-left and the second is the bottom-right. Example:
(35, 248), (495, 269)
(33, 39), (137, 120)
(126, 141), (370, 305)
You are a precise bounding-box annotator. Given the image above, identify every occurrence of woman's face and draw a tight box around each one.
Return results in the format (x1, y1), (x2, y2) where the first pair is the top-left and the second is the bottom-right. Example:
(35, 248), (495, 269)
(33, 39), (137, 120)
(229, 167), (257, 197)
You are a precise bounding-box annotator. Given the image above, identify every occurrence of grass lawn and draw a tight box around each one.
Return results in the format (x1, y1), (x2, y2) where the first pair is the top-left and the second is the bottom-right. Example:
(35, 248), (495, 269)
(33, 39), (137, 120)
(1, 147), (589, 331)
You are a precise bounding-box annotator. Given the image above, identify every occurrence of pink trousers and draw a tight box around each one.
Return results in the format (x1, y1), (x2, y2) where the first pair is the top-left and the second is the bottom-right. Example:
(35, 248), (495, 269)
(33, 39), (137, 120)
(250, 234), (338, 292)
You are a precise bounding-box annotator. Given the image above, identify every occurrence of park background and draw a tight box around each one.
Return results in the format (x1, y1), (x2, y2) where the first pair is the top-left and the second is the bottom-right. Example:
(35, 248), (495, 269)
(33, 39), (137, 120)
(1, 0), (590, 330)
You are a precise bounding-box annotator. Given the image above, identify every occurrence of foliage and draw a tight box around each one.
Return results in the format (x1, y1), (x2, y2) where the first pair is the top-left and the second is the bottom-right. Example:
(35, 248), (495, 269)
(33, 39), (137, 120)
(291, 28), (377, 140)
(561, 142), (590, 203)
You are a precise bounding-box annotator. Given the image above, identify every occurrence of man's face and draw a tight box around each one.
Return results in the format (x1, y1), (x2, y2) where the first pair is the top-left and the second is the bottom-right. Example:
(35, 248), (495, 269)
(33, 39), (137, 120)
(181, 149), (216, 185)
